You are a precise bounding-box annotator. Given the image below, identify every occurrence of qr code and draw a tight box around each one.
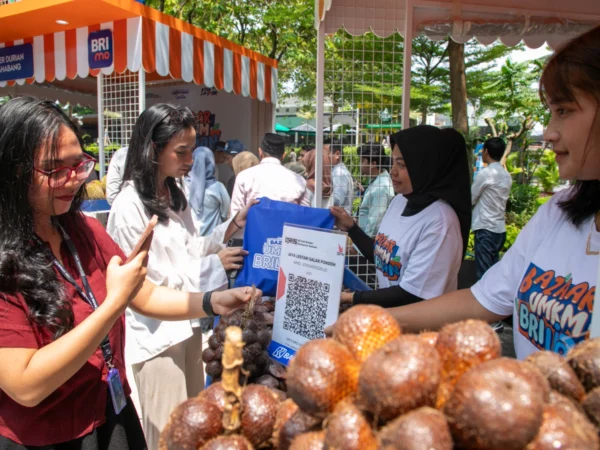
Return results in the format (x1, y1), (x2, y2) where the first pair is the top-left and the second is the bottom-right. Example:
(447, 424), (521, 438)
(282, 273), (330, 340)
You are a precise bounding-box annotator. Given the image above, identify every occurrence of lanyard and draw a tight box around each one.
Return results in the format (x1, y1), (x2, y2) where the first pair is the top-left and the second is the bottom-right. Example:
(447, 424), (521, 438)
(34, 226), (114, 369)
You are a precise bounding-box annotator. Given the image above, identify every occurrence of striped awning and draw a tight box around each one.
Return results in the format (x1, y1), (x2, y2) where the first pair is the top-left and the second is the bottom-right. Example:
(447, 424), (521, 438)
(0, 6), (277, 103)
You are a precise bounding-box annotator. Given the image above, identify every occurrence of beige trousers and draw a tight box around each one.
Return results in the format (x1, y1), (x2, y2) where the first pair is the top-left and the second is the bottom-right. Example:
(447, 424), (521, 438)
(132, 328), (204, 450)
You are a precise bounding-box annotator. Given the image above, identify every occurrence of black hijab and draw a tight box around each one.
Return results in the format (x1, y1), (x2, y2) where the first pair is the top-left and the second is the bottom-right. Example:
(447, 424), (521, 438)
(389, 125), (472, 257)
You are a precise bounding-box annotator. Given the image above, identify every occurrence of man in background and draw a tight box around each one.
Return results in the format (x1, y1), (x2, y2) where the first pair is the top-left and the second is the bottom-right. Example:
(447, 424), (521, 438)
(471, 137), (513, 280)
(105, 146), (128, 205)
(329, 140), (354, 214)
(230, 133), (310, 216)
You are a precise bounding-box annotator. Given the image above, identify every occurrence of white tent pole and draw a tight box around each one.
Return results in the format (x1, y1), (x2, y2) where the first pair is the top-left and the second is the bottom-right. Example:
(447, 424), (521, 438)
(356, 107), (360, 147)
(315, 20), (325, 208)
(97, 73), (105, 179)
(138, 69), (146, 115)
(401, 0), (414, 130)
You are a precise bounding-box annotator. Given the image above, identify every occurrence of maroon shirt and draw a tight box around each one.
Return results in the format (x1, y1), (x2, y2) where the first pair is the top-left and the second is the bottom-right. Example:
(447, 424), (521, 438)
(0, 215), (131, 445)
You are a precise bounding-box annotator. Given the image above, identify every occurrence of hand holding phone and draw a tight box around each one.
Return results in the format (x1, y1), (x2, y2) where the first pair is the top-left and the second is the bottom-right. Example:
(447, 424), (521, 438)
(125, 215), (158, 263)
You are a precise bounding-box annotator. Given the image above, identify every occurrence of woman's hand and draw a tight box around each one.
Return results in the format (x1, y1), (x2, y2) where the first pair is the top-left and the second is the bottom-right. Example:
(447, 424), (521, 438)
(104, 251), (148, 312)
(235, 199), (260, 229)
(211, 287), (263, 316)
(340, 291), (355, 305)
(218, 247), (248, 271)
(330, 206), (355, 232)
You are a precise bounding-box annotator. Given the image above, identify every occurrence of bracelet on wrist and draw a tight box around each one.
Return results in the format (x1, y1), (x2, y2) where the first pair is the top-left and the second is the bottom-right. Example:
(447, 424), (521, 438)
(203, 291), (216, 317)
(232, 214), (242, 229)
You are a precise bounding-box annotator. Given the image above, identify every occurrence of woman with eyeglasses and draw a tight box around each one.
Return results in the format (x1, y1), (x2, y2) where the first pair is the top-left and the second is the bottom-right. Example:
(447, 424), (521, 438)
(0, 97), (261, 449)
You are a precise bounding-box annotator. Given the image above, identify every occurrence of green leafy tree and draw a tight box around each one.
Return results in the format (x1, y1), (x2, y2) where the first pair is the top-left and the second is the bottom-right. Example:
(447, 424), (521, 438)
(479, 58), (549, 165)
(144, 0), (316, 98)
(535, 150), (560, 193)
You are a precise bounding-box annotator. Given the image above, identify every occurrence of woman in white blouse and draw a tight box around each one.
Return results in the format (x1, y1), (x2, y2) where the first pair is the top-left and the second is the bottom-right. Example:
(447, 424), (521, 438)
(107, 104), (252, 449)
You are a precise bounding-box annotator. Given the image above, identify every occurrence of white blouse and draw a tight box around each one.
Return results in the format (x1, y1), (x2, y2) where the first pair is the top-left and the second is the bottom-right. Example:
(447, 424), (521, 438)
(107, 181), (230, 365)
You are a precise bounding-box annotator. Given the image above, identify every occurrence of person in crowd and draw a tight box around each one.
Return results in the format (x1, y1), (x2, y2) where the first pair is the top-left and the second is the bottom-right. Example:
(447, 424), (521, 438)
(0, 97), (260, 449)
(186, 147), (230, 237)
(298, 144), (314, 163)
(381, 25), (600, 361)
(332, 126), (470, 306)
(105, 146), (128, 205)
(471, 137), (513, 279)
(107, 104), (255, 449)
(356, 144), (395, 237)
(232, 151), (259, 177)
(230, 133), (311, 216)
(284, 151), (306, 176)
(220, 140), (246, 196)
(330, 141), (354, 214)
(302, 148), (333, 207)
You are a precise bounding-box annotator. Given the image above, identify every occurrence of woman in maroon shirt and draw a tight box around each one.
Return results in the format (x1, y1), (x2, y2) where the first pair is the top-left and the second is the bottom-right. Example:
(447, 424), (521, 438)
(0, 97), (261, 449)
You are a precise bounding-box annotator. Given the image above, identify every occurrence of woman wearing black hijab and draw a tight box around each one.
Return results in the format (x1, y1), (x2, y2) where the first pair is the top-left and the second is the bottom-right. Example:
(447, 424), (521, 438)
(331, 125), (471, 307)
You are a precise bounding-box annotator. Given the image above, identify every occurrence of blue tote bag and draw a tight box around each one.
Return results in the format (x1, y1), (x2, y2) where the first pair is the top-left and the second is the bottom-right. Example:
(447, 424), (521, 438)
(234, 197), (335, 296)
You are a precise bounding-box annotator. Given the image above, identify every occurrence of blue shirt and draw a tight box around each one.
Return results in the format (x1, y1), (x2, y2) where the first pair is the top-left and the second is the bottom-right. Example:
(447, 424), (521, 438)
(358, 170), (395, 237)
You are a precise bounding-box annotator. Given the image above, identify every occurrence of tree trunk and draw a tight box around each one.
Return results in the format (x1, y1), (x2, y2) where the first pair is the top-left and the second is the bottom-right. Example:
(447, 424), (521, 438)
(448, 40), (468, 135)
(501, 140), (513, 167)
(420, 107), (428, 125)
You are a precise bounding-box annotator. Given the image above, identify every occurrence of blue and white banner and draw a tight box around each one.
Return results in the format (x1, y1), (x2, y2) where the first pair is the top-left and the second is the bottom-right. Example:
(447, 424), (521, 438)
(0, 43), (33, 82)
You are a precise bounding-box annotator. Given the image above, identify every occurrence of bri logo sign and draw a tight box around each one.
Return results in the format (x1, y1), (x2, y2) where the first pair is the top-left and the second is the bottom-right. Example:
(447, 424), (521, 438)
(517, 263), (595, 355)
(268, 341), (295, 366)
(88, 30), (113, 69)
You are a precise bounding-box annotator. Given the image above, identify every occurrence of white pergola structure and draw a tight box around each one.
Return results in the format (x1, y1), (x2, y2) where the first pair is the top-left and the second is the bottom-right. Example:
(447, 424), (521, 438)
(314, 0), (600, 329)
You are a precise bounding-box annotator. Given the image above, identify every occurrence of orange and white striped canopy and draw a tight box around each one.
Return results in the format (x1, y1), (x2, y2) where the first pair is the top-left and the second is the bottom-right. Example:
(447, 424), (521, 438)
(0, 0), (278, 103)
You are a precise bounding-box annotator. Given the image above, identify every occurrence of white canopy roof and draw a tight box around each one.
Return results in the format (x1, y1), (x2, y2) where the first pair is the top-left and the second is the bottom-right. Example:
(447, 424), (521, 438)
(315, 0), (600, 49)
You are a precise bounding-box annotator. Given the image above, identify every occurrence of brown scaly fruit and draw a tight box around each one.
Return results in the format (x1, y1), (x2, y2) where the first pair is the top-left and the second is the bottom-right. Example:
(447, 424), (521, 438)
(582, 386), (600, 427)
(277, 409), (322, 450)
(444, 358), (550, 450)
(200, 435), (253, 450)
(159, 397), (223, 450)
(332, 304), (402, 363)
(548, 390), (586, 415)
(100, 175), (107, 193)
(289, 431), (325, 450)
(417, 331), (439, 349)
(567, 338), (600, 392)
(323, 400), (378, 450)
(272, 399), (300, 449)
(286, 339), (360, 417)
(241, 384), (280, 448)
(435, 319), (501, 408)
(525, 400), (599, 450)
(359, 335), (441, 421)
(378, 407), (452, 450)
(526, 351), (585, 402)
(199, 382), (226, 412)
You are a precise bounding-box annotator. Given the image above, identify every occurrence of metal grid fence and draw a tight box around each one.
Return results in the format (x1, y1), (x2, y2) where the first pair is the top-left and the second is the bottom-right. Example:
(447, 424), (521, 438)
(100, 70), (141, 173)
(324, 29), (403, 289)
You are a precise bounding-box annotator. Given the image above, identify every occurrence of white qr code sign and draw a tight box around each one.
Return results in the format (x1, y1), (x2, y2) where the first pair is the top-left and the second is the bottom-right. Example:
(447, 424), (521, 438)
(268, 224), (347, 366)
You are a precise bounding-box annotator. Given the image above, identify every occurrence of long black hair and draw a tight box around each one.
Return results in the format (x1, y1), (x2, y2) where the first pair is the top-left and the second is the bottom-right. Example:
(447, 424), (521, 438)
(123, 104), (196, 223)
(539, 25), (600, 227)
(0, 97), (85, 339)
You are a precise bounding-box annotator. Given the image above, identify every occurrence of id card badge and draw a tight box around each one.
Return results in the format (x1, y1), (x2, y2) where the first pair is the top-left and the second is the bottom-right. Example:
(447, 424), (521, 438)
(107, 368), (127, 415)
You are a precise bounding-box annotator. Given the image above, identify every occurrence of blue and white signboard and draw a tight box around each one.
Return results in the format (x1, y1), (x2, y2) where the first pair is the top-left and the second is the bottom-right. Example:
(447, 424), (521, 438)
(88, 29), (113, 69)
(0, 44), (33, 82)
(268, 224), (346, 366)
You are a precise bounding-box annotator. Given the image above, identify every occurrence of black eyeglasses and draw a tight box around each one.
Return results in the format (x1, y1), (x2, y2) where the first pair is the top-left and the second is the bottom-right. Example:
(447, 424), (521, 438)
(34, 154), (96, 188)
